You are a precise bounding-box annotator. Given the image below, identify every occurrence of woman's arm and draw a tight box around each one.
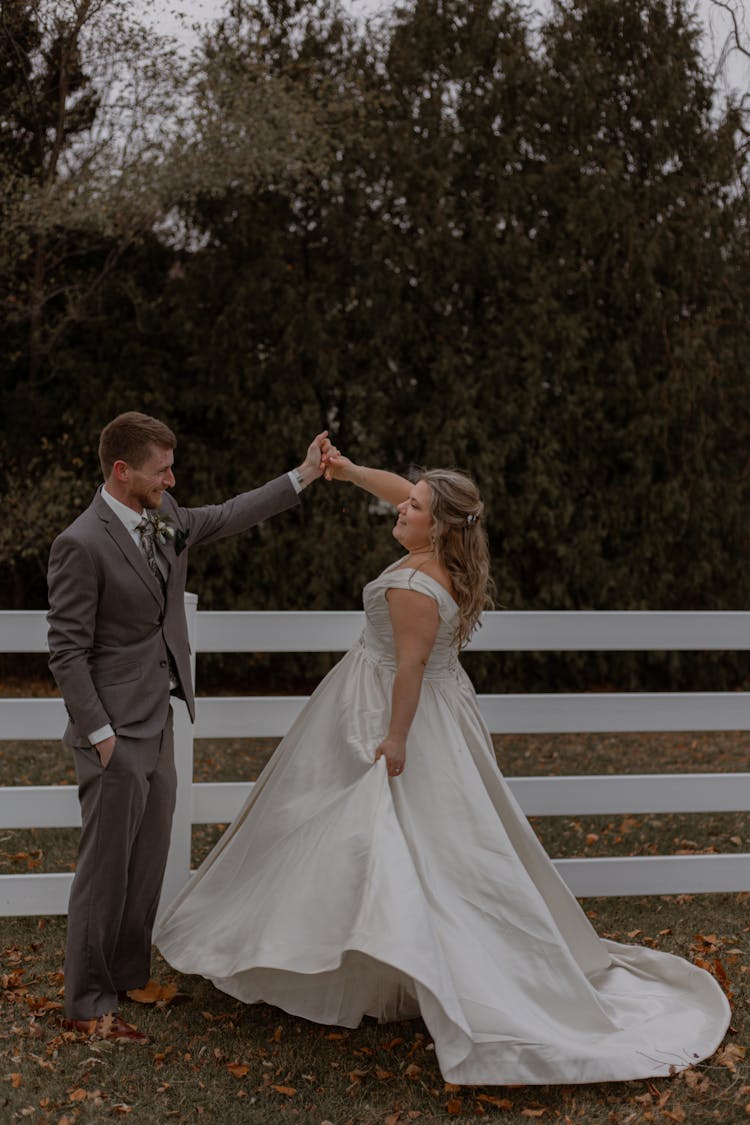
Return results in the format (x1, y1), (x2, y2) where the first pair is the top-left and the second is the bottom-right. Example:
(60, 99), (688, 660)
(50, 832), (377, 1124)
(325, 453), (412, 506)
(374, 588), (440, 777)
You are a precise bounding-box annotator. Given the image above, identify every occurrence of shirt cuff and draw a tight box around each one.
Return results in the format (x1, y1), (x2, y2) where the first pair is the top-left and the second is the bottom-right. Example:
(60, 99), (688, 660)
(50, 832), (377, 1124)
(89, 723), (114, 746)
(288, 469), (305, 494)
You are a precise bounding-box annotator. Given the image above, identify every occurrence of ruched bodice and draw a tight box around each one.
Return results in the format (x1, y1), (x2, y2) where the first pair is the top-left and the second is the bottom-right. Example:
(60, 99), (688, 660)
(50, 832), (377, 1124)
(360, 563), (460, 678)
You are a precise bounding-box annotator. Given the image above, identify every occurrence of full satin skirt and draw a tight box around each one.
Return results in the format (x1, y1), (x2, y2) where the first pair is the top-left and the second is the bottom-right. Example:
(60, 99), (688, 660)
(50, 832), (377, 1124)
(155, 644), (730, 1085)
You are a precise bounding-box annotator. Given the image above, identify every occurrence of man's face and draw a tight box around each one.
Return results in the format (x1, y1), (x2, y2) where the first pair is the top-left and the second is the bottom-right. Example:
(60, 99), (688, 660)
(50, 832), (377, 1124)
(123, 444), (175, 510)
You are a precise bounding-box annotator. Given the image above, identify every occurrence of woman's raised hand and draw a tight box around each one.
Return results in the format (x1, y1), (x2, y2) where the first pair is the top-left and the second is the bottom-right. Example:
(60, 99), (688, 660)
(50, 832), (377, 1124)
(323, 449), (356, 482)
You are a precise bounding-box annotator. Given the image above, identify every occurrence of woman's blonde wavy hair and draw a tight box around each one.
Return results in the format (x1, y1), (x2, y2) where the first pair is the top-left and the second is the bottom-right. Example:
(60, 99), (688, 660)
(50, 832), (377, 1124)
(419, 469), (495, 648)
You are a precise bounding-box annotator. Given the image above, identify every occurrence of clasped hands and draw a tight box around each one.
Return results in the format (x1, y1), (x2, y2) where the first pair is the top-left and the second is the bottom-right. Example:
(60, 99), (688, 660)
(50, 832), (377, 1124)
(298, 431), (352, 484)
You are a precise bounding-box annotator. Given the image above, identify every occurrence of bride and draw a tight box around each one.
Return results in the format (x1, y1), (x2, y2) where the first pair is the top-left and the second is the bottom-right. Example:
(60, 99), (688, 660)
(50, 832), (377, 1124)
(155, 456), (730, 1086)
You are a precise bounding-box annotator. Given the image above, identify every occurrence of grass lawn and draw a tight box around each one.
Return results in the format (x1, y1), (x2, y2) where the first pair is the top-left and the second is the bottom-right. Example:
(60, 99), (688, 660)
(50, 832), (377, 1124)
(0, 730), (747, 1123)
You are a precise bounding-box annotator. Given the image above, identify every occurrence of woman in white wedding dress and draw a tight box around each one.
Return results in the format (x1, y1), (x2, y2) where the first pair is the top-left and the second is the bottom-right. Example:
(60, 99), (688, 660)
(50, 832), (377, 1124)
(155, 458), (730, 1086)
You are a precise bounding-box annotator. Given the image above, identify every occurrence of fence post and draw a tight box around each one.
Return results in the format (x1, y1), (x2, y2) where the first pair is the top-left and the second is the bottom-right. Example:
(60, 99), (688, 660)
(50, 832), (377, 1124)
(158, 592), (198, 915)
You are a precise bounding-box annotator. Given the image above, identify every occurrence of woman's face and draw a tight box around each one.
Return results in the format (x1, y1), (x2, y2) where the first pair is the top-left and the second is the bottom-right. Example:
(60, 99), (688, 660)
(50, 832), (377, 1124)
(393, 480), (434, 552)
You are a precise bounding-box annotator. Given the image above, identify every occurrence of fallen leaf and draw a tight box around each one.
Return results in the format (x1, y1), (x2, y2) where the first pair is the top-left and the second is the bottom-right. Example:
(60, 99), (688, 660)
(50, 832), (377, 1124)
(477, 1094), (513, 1108)
(662, 1108), (686, 1122)
(681, 1067), (711, 1092)
(404, 1063), (422, 1078)
(521, 1111), (546, 1119)
(715, 1043), (746, 1072)
(226, 1063), (249, 1079)
(446, 1098), (462, 1115)
(269, 1084), (296, 1096)
(126, 980), (172, 1004)
(375, 1065), (394, 1080)
(68, 1087), (88, 1102)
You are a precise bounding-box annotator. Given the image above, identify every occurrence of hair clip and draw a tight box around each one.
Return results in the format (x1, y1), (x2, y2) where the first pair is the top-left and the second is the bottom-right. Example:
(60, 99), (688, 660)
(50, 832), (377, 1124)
(466, 513), (478, 526)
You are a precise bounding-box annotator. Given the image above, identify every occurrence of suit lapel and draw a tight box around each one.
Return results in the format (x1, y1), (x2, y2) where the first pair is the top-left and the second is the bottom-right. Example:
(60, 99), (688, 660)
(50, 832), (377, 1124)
(93, 491), (165, 607)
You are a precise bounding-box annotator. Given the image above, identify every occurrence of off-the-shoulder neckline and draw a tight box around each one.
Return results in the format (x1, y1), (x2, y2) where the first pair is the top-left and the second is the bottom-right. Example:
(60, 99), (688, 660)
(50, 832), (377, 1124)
(384, 560), (458, 609)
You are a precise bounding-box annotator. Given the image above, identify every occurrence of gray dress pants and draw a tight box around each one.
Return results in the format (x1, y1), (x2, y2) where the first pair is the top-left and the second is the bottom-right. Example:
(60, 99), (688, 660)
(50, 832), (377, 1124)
(64, 710), (176, 1018)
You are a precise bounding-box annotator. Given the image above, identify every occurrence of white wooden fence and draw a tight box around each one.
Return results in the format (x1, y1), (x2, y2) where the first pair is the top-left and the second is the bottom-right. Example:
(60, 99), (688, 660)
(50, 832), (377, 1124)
(0, 598), (749, 917)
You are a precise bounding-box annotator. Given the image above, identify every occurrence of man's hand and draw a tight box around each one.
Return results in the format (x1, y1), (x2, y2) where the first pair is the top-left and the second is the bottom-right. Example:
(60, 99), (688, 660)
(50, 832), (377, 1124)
(295, 431), (331, 487)
(95, 735), (116, 768)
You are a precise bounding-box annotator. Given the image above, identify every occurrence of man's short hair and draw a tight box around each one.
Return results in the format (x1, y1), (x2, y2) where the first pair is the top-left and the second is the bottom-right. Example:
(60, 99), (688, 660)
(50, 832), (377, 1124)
(98, 412), (177, 478)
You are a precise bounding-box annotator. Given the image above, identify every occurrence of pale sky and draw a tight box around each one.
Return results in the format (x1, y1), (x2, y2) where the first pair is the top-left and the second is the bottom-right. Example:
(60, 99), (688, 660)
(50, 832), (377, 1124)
(140, 0), (749, 100)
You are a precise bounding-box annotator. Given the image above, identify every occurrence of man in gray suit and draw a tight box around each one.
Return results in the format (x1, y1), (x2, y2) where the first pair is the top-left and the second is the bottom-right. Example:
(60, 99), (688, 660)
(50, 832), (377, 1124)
(47, 411), (329, 1043)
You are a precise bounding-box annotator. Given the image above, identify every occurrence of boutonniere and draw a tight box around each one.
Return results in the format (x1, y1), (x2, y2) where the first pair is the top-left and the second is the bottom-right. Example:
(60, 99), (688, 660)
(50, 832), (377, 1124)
(148, 512), (176, 547)
(174, 528), (189, 555)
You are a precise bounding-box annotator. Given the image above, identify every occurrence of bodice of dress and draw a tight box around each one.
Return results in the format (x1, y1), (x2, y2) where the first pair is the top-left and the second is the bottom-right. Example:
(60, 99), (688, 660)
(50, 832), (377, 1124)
(360, 563), (460, 679)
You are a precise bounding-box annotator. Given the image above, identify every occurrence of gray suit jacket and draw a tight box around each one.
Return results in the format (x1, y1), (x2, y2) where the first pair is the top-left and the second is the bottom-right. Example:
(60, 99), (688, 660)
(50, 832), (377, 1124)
(47, 475), (298, 747)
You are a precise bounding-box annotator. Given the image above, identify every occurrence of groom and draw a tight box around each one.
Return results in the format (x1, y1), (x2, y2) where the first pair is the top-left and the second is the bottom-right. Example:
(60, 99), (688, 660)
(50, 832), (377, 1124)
(47, 411), (329, 1043)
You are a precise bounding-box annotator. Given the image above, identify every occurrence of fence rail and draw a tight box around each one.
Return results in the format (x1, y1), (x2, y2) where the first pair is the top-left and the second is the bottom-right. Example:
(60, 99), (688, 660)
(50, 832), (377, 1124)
(0, 600), (749, 917)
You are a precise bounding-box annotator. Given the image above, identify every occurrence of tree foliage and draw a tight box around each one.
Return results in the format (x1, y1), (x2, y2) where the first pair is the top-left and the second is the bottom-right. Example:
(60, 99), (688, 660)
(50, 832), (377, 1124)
(1, 0), (749, 691)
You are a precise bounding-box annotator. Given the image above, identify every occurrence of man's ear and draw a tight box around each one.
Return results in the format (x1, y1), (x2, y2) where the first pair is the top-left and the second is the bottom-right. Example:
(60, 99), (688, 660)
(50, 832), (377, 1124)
(111, 460), (129, 483)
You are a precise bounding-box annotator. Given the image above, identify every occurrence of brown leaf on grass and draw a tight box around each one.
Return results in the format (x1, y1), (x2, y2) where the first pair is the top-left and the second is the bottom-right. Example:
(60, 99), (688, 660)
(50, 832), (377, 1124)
(662, 1108), (686, 1123)
(127, 980), (177, 1005)
(375, 1065), (394, 1080)
(384, 1114), (401, 1125)
(68, 1087), (88, 1102)
(477, 1093), (512, 1108)
(3, 850), (43, 869)
(111, 1105), (133, 1115)
(226, 1063), (249, 1079)
(444, 1081), (461, 1093)
(325, 1032), (346, 1040)
(521, 1110), (547, 1119)
(384, 1037), (405, 1050)
(404, 1063), (422, 1078)
(9, 1072), (22, 1088)
(446, 1097), (462, 1114)
(271, 1025), (283, 1042)
(715, 1043), (746, 1071)
(2, 968), (27, 991)
(680, 1067), (711, 1092)
(269, 1084), (296, 1096)
(26, 996), (62, 1013)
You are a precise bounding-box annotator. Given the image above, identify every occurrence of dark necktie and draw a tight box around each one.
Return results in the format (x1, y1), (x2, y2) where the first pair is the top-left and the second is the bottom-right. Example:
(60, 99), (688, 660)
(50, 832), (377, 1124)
(137, 513), (165, 591)
(137, 512), (179, 688)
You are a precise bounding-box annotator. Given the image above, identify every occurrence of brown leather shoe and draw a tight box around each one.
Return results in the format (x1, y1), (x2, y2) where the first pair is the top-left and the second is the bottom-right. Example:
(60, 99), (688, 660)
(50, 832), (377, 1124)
(117, 979), (190, 1006)
(61, 1012), (149, 1044)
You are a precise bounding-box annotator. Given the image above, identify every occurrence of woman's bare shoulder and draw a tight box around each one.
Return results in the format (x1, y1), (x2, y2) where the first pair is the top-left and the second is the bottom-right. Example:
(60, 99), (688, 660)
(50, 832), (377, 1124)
(418, 560), (455, 601)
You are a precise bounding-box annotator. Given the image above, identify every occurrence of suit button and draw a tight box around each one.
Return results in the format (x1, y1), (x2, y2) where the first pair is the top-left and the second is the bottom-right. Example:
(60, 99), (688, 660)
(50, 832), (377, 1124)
(159, 660), (167, 667)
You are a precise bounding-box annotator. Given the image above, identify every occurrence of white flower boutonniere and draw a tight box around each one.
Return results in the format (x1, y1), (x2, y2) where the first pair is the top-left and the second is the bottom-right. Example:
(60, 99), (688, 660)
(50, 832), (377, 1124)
(148, 511), (176, 547)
